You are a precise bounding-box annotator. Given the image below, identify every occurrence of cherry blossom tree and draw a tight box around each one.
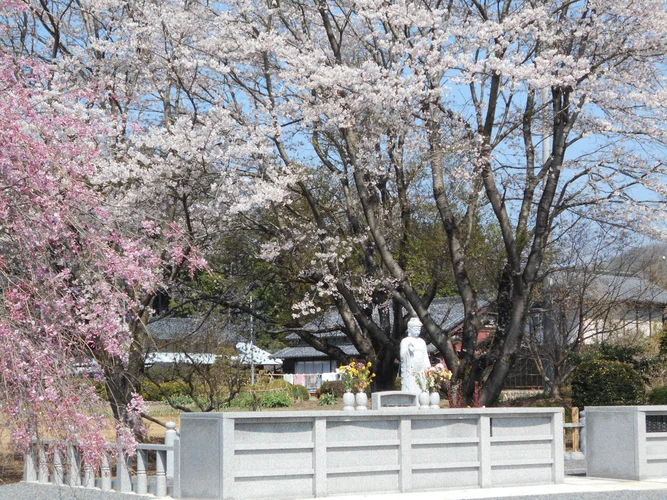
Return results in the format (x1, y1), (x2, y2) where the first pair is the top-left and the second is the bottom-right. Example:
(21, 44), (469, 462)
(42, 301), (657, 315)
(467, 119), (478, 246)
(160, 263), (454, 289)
(0, 0), (210, 427)
(174, 0), (667, 403)
(3, 0), (667, 405)
(0, 50), (165, 458)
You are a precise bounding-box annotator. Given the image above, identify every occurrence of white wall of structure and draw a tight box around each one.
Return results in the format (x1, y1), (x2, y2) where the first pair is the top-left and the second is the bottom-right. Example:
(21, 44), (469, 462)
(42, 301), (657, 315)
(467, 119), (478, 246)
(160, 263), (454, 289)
(179, 408), (564, 500)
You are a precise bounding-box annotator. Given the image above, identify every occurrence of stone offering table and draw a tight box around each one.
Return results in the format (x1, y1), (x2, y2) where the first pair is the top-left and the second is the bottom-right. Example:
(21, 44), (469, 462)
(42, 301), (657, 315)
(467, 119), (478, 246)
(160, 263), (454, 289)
(371, 391), (419, 409)
(179, 408), (563, 499)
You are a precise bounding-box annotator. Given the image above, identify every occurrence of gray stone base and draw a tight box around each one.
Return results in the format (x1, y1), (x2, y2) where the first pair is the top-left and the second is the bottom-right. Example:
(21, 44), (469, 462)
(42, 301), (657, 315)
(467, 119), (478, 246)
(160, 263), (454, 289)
(179, 407), (564, 499)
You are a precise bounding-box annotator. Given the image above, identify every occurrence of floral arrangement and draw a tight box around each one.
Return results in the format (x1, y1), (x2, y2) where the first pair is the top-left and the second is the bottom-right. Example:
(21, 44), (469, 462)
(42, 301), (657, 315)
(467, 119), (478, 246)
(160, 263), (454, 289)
(337, 360), (375, 392)
(417, 363), (452, 392)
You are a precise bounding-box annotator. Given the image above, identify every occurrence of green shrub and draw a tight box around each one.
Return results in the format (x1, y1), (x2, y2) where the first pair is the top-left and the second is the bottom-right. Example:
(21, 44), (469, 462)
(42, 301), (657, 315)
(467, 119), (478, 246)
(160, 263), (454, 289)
(290, 384), (310, 401)
(649, 386), (667, 405)
(573, 341), (661, 382)
(595, 343), (643, 364)
(571, 360), (646, 408)
(163, 394), (197, 407)
(317, 393), (337, 406)
(659, 328), (667, 356)
(142, 366), (175, 384)
(319, 381), (345, 398)
(230, 392), (255, 408)
(230, 390), (292, 409)
(94, 381), (108, 401)
(141, 380), (187, 401)
(266, 378), (293, 390)
(260, 391), (292, 408)
(141, 381), (161, 401)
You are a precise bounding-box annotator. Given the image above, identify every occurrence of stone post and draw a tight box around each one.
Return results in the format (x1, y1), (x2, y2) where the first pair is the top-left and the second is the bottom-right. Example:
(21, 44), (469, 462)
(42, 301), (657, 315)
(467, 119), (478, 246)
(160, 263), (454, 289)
(115, 443), (133, 493)
(580, 410), (586, 456)
(165, 421), (178, 480)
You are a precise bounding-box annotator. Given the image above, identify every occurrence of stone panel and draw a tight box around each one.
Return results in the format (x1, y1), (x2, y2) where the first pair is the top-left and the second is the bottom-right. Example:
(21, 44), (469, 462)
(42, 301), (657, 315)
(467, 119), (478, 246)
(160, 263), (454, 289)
(491, 464), (553, 486)
(412, 467), (479, 490)
(327, 445), (399, 469)
(491, 416), (551, 438)
(411, 418), (478, 440)
(327, 419), (399, 443)
(490, 441), (553, 462)
(235, 448), (313, 472)
(412, 442), (478, 465)
(232, 474), (313, 499)
(235, 420), (313, 445)
(327, 470), (399, 495)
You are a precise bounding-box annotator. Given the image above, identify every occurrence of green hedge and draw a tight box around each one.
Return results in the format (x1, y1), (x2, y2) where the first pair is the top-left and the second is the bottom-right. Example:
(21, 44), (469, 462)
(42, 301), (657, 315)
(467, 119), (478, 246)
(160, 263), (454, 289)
(649, 386), (667, 405)
(571, 360), (645, 408)
(141, 380), (187, 402)
(264, 378), (293, 390)
(290, 384), (310, 401)
(319, 381), (345, 398)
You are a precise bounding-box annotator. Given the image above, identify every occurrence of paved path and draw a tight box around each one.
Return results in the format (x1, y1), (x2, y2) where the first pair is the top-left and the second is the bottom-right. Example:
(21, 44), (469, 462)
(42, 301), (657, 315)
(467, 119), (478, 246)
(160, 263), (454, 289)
(0, 482), (151, 499)
(4, 461), (667, 499)
(7, 478), (667, 500)
(323, 477), (667, 500)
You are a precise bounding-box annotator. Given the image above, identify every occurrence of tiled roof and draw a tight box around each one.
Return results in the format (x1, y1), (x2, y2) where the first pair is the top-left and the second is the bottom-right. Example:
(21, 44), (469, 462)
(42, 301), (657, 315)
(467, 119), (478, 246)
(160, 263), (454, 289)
(550, 270), (667, 305)
(146, 316), (246, 343)
(429, 297), (492, 330)
(285, 296), (492, 341)
(284, 308), (348, 340)
(272, 344), (360, 359)
(273, 342), (436, 359)
(276, 297), (492, 360)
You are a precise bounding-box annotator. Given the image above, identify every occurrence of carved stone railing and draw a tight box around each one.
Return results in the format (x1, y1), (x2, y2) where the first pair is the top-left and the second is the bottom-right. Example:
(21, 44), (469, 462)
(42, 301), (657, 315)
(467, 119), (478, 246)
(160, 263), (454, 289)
(23, 422), (180, 498)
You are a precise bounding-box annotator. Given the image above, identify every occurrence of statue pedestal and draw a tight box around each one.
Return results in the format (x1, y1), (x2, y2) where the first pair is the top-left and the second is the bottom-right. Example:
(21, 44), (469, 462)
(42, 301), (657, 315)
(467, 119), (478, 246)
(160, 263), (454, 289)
(371, 391), (419, 410)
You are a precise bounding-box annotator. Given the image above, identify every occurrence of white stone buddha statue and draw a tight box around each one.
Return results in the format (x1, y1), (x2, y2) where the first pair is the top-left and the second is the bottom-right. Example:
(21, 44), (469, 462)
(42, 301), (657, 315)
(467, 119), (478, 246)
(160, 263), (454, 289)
(400, 317), (431, 395)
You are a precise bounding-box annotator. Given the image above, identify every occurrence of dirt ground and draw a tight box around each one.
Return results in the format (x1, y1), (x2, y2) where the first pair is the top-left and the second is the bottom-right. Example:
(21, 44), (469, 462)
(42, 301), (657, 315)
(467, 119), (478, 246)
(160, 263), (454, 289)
(0, 453), (23, 486)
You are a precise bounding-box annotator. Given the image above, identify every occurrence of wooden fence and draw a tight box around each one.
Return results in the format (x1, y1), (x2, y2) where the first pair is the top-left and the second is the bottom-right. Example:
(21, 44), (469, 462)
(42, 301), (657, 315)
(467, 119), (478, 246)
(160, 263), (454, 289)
(563, 408), (585, 453)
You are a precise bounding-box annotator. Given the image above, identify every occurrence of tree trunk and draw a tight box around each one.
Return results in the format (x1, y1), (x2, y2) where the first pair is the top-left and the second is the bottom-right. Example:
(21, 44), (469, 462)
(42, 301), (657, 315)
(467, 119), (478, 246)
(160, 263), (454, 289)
(551, 378), (562, 401)
(104, 360), (141, 428)
(373, 353), (398, 391)
(101, 319), (150, 440)
(480, 290), (530, 406)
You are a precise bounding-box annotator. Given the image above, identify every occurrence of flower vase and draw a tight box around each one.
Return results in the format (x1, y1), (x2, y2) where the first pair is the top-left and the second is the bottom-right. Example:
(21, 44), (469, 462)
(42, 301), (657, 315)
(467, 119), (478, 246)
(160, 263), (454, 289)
(418, 391), (430, 409)
(342, 391), (355, 411)
(429, 391), (440, 409)
(355, 391), (368, 410)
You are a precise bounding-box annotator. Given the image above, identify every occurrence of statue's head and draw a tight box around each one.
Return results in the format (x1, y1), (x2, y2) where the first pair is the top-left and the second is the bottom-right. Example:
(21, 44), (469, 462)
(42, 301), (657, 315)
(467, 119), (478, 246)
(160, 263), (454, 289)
(407, 317), (422, 338)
